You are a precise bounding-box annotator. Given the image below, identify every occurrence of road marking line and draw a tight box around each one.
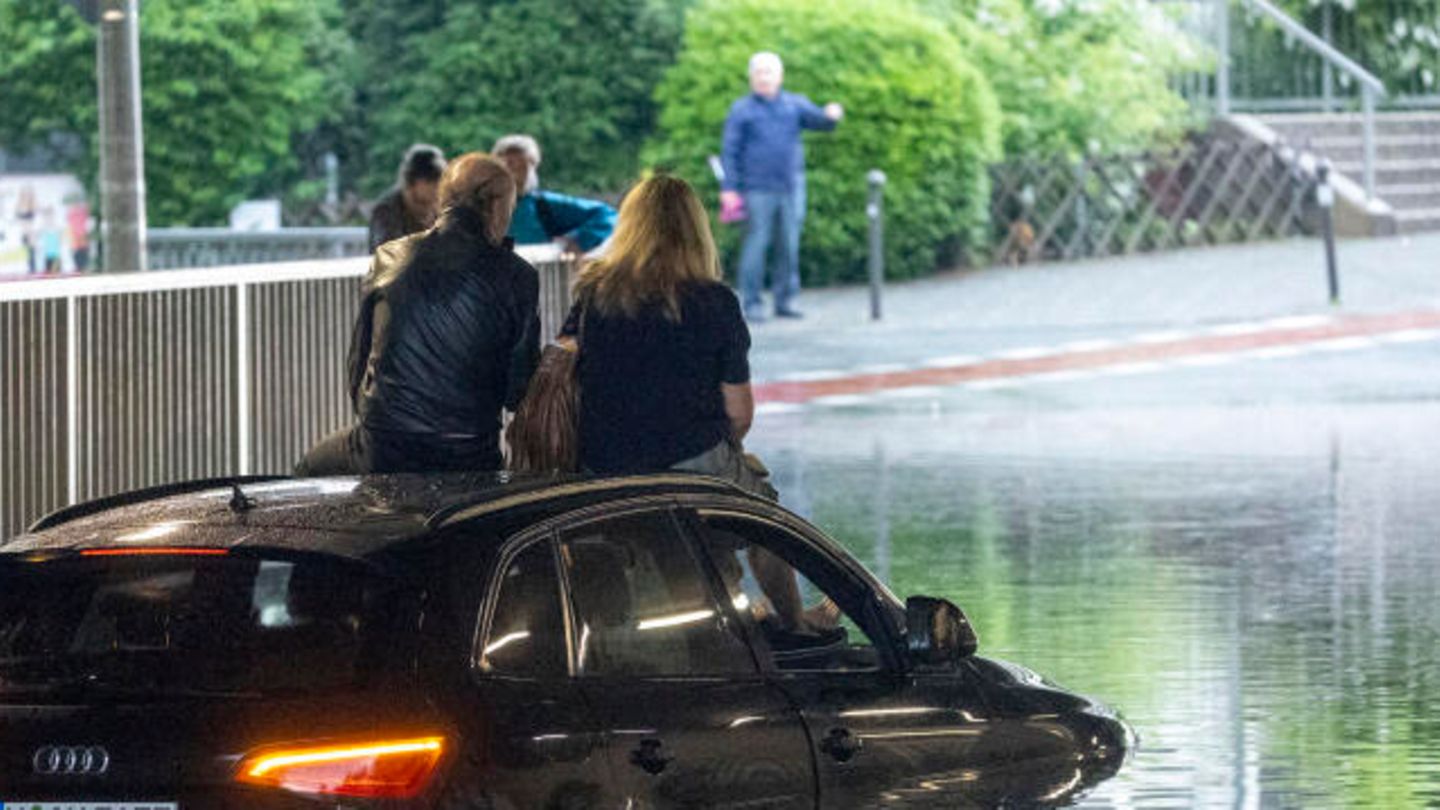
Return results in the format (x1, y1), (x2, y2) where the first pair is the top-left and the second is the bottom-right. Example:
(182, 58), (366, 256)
(1263, 314), (1333, 330)
(921, 354), (984, 368)
(811, 394), (873, 407)
(752, 308), (1440, 405)
(1376, 329), (1440, 344)
(756, 402), (806, 416)
(1310, 336), (1378, 352)
(1098, 361), (1168, 376)
(993, 346), (1055, 360)
(1028, 370), (1098, 383)
(1241, 345), (1307, 360)
(854, 363), (908, 374)
(1207, 322), (1274, 336)
(777, 369), (850, 382)
(1058, 339), (1121, 353)
(879, 386), (947, 399)
(1132, 329), (1194, 344)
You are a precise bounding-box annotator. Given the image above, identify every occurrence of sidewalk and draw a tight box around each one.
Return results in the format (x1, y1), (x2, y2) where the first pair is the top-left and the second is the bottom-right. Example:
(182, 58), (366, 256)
(748, 233), (1440, 383)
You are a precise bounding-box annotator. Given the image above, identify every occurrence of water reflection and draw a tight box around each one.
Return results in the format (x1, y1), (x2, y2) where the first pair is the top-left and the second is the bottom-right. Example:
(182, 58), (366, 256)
(751, 403), (1440, 808)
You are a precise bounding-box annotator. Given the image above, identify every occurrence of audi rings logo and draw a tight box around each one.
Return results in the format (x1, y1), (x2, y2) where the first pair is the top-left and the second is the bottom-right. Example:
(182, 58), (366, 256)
(33, 745), (111, 776)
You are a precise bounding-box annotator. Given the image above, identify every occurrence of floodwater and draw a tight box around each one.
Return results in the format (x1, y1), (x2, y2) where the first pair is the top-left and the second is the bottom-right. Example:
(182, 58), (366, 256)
(749, 400), (1440, 809)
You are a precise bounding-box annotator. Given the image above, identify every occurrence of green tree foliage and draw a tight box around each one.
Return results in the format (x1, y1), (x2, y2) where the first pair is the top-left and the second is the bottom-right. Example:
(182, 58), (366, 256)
(1277, 0), (1440, 98)
(918, 0), (1203, 159)
(372, 0), (682, 197)
(645, 0), (1002, 285)
(0, 0), (344, 225)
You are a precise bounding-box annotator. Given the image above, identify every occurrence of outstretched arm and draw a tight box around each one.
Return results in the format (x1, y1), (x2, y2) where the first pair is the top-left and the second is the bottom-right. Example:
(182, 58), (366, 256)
(796, 94), (841, 132)
(536, 191), (617, 252)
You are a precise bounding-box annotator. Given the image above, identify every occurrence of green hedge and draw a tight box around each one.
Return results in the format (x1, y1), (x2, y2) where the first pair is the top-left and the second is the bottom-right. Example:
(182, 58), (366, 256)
(645, 0), (1001, 285)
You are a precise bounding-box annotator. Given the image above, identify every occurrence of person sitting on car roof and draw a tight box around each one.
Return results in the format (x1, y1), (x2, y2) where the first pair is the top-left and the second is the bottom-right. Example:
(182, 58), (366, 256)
(297, 153), (539, 475)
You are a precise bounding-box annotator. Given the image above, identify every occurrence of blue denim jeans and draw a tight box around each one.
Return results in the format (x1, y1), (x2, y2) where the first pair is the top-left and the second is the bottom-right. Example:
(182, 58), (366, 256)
(739, 182), (806, 314)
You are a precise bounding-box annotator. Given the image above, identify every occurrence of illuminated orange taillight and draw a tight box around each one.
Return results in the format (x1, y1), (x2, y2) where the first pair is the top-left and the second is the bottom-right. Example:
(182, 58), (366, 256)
(236, 736), (445, 798)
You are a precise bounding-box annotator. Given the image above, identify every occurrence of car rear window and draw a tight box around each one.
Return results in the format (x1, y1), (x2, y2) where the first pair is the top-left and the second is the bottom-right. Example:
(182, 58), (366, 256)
(0, 551), (412, 698)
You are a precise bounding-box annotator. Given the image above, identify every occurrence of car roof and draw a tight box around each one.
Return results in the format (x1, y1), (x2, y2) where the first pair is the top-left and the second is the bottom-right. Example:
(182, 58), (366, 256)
(1, 473), (757, 561)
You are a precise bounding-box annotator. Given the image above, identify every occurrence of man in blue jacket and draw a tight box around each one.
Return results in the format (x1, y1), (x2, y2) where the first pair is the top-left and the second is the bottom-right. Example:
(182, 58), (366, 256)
(721, 52), (844, 321)
(493, 134), (616, 255)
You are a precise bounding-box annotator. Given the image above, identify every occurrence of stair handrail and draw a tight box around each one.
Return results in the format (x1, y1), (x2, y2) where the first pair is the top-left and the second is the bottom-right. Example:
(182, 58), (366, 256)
(1216, 0), (1386, 198)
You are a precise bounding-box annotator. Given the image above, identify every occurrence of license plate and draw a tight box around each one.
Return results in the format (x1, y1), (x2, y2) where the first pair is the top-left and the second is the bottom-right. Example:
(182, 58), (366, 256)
(0, 804), (178, 809)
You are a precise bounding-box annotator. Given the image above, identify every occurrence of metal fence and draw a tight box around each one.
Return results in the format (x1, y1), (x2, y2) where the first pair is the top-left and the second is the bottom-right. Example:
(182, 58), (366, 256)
(1161, 0), (1439, 111)
(147, 227), (368, 269)
(988, 128), (1318, 265)
(0, 246), (572, 541)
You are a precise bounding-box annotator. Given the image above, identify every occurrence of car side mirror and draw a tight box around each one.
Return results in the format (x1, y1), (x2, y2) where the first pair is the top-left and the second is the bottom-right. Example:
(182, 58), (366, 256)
(905, 596), (979, 666)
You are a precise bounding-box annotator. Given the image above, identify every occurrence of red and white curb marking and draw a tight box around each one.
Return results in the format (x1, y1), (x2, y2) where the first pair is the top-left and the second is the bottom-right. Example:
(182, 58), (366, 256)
(753, 310), (1440, 411)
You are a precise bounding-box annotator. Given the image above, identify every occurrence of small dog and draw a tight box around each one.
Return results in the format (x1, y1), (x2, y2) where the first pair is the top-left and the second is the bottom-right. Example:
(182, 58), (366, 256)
(1004, 218), (1036, 266)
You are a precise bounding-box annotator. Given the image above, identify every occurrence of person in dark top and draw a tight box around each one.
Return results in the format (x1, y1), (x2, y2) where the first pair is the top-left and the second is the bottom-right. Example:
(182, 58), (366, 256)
(368, 144), (447, 252)
(560, 175), (759, 486)
(298, 153), (540, 474)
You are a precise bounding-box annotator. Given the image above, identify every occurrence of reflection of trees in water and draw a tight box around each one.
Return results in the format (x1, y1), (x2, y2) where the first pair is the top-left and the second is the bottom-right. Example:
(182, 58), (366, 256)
(756, 412), (1440, 807)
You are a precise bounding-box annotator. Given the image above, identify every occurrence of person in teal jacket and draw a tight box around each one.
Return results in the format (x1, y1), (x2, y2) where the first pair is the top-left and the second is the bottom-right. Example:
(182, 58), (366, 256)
(493, 134), (617, 253)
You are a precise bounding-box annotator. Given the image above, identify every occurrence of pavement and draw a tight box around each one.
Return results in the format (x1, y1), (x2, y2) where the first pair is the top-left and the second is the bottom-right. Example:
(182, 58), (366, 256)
(746, 233), (1440, 405)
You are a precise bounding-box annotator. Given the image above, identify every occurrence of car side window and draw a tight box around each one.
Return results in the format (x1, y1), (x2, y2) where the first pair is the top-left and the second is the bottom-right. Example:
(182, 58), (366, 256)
(697, 513), (883, 673)
(479, 540), (567, 678)
(560, 510), (754, 677)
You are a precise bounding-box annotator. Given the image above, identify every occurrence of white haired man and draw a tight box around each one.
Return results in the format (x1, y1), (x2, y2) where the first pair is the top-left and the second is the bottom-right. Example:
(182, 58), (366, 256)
(720, 52), (843, 321)
(492, 134), (617, 254)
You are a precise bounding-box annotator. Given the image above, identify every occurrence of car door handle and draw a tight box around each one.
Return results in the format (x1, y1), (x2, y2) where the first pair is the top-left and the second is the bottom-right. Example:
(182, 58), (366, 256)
(819, 727), (863, 763)
(629, 738), (673, 775)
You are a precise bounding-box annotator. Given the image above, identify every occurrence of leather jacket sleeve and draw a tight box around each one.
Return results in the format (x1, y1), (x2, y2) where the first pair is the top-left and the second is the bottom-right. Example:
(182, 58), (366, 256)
(504, 265), (541, 411)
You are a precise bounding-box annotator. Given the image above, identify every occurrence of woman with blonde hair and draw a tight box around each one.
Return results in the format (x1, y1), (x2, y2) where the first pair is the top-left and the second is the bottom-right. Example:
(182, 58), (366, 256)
(560, 175), (765, 491)
(298, 153), (540, 474)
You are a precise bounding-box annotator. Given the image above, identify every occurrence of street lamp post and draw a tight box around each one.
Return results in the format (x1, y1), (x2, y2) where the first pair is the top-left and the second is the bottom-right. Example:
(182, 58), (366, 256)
(96, 0), (147, 273)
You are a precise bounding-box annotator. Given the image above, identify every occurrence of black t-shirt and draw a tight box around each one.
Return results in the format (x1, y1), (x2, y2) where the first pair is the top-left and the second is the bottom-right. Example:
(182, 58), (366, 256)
(562, 282), (750, 474)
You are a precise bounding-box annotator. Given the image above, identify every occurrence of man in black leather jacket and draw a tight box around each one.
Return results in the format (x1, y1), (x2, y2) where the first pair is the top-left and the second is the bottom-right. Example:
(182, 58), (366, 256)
(299, 153), (540, 474)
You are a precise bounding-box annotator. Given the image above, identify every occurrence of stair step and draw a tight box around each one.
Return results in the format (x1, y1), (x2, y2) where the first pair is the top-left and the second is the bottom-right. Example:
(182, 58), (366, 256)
(1333, 159), (1440, 186)
(1261, 112), (1440, 139)
(1377, 184), (1440, 210)
(1395, 206), (1440, 233)
(1288, 134), (1440, 163)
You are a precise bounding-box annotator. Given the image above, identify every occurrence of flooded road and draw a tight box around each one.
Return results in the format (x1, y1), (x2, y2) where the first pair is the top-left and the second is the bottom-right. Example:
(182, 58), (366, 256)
(749, 399), (1440, 808)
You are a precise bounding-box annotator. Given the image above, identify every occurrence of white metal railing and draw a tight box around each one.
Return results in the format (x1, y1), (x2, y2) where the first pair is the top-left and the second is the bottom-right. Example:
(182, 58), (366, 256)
(1166, 0), (1389, 198)
(0, 244), (570, 541)
(1227, 0), (1386, 198)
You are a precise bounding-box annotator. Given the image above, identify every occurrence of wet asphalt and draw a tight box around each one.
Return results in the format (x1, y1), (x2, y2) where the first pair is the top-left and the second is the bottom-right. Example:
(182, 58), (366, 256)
(743, 233), (1440, 808)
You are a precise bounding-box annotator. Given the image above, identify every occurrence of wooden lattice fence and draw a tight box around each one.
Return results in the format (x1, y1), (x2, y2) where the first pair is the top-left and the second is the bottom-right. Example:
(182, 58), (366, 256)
(989, 131), (1319, 265)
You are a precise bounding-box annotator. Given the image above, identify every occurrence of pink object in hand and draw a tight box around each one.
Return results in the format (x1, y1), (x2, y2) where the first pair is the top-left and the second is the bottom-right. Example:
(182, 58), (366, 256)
(719, 194), (747, 224)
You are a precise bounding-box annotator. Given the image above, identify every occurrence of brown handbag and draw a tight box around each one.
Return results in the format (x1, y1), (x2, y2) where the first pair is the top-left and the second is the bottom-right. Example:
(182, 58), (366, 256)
(505, 309), (584, 474)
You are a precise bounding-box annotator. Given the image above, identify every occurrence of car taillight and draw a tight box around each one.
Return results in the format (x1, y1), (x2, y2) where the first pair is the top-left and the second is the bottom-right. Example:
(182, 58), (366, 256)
(236, 736), (445, 799)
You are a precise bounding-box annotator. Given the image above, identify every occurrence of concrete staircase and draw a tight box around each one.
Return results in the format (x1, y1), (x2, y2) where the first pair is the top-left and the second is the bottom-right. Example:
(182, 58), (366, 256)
(1261, 112), (1440, 234)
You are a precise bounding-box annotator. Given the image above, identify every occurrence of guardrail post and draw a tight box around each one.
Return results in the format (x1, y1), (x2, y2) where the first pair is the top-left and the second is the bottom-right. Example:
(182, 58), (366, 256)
(66, 295), (79, 505)
(1361, 86), (1377, 200)
(1317, 161), (1340, 305)
(866, 169), (887, 321)
(1320, 0), (1335, 112)
(236, 282), (251, 475)
(1215, 0), (1231, 116)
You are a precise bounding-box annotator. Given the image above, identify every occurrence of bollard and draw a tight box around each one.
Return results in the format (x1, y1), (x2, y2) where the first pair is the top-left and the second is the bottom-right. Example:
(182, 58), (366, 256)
(1317, 161), (1340, 305)
(867, 169), (887, 321)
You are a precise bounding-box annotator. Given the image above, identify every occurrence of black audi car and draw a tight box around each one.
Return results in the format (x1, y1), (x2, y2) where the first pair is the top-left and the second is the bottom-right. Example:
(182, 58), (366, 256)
(0, 474), (1132, 809)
